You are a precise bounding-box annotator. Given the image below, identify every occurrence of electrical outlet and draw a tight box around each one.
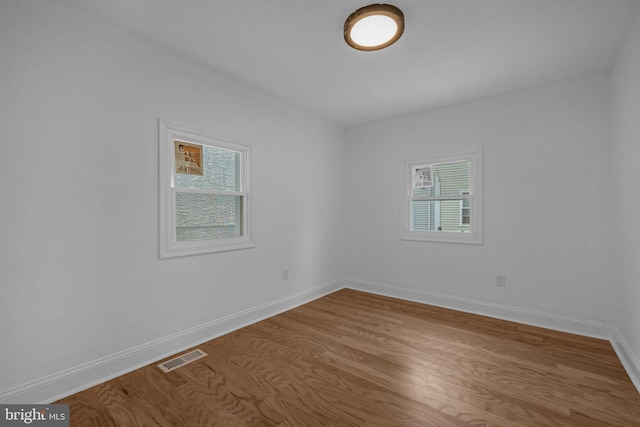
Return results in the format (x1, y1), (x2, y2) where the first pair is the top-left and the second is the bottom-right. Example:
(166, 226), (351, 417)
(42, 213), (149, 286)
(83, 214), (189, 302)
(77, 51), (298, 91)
(283, 268), (289, 281)
(496, 275), (506, 287)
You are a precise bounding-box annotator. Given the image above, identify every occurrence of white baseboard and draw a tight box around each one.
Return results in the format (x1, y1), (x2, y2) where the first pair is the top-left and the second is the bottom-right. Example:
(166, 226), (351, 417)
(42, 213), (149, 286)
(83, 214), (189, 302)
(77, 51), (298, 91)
(4, 277), (638, 403)
(0, 280), (345, 404)
(345, 278), (613, 339)
(610, 326), (640, 393)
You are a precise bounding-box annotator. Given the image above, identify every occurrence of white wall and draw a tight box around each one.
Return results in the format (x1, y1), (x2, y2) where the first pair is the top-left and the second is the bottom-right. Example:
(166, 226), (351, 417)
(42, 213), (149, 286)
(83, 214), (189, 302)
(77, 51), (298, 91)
(345, 73), (613, 325)
(612, 14), (640, 378)
(3, 0), (639, 404)
(0, 0), (345, 401)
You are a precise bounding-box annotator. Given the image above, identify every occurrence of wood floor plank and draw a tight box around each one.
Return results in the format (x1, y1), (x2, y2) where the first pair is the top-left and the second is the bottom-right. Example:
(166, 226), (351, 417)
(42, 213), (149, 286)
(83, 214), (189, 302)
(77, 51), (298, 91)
(266, 302), (575, 426)
(56, 289), (640, 426)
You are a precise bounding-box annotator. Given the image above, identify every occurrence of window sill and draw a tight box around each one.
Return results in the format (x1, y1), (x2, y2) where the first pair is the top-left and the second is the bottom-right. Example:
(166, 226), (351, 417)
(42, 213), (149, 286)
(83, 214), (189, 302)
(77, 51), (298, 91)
(160, 239), (256, 259)
(401, 232), (483, 245)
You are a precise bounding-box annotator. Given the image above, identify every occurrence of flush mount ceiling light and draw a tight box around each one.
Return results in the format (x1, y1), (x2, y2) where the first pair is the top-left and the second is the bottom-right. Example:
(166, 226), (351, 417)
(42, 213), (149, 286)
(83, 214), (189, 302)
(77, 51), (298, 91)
(344, 4), (404, 51)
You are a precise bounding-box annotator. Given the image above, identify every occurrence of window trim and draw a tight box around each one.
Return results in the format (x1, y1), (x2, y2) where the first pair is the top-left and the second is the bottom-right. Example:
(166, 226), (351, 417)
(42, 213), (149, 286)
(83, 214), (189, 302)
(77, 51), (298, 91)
(159, 119), (255, 258)
(401, 148), (483, 245)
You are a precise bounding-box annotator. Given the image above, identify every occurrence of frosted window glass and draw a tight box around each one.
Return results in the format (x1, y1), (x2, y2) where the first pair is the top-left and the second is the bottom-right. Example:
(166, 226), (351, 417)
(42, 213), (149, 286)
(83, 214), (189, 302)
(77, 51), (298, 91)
(176, 193), (242, 241)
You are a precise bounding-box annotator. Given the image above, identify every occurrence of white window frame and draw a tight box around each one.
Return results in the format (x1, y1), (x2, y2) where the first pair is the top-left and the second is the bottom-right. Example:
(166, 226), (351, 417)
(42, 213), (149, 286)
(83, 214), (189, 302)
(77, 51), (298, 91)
(401, 147), (483, 244)
(159, 119), (255, 258)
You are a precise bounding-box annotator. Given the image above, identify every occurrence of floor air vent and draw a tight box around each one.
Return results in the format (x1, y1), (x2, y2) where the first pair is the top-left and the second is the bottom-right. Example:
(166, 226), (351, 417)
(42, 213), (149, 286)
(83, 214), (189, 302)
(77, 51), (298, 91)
(158, 349), (207, 373)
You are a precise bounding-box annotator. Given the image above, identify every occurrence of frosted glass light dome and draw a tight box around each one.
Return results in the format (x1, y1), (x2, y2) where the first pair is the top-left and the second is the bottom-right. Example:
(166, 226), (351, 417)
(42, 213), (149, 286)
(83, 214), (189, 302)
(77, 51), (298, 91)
(344, 4), (404, 51)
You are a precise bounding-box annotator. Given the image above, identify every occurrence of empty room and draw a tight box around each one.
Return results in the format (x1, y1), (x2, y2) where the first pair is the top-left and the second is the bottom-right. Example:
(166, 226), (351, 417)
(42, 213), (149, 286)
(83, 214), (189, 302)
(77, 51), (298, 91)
(2, 0), (640, 425)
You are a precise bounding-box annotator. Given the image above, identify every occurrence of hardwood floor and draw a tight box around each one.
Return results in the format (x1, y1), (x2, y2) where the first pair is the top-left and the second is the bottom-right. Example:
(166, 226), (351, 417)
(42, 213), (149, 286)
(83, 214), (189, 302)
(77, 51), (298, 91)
(56, 289), (640, 426)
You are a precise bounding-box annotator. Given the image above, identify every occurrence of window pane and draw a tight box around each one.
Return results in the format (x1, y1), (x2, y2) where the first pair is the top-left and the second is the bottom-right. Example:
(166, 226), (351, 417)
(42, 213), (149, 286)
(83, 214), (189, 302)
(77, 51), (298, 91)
(435, 160), (469, 195)
(461, 192), (470, 225)
(462, 208), (470, 225)
(411, 199), (471, 233)
(404, 148), (482, 244)
(411, 200), (440, 231)
(412, 160), (469, 197)
(176, 192), (242, 241)
(175, 144), (240, 191)
(412, 185), (437, 198)
(440, 199), (469, 232)
(411, 160), (471, 233)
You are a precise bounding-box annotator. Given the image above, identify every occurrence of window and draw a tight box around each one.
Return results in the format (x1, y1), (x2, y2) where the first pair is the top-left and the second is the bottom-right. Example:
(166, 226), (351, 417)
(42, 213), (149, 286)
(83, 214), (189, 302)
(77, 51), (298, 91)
(159, 120), (254, 258)
(402, 148), (483, 244)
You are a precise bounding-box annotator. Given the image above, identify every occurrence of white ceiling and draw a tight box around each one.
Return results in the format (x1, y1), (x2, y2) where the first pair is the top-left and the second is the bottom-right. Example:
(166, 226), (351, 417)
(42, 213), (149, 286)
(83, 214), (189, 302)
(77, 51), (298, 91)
(57, 0), (640, 128)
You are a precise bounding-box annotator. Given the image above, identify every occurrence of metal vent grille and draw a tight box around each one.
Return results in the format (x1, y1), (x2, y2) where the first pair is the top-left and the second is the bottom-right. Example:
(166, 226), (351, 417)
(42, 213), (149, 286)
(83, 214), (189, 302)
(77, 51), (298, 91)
(158, 349), (207, 373)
